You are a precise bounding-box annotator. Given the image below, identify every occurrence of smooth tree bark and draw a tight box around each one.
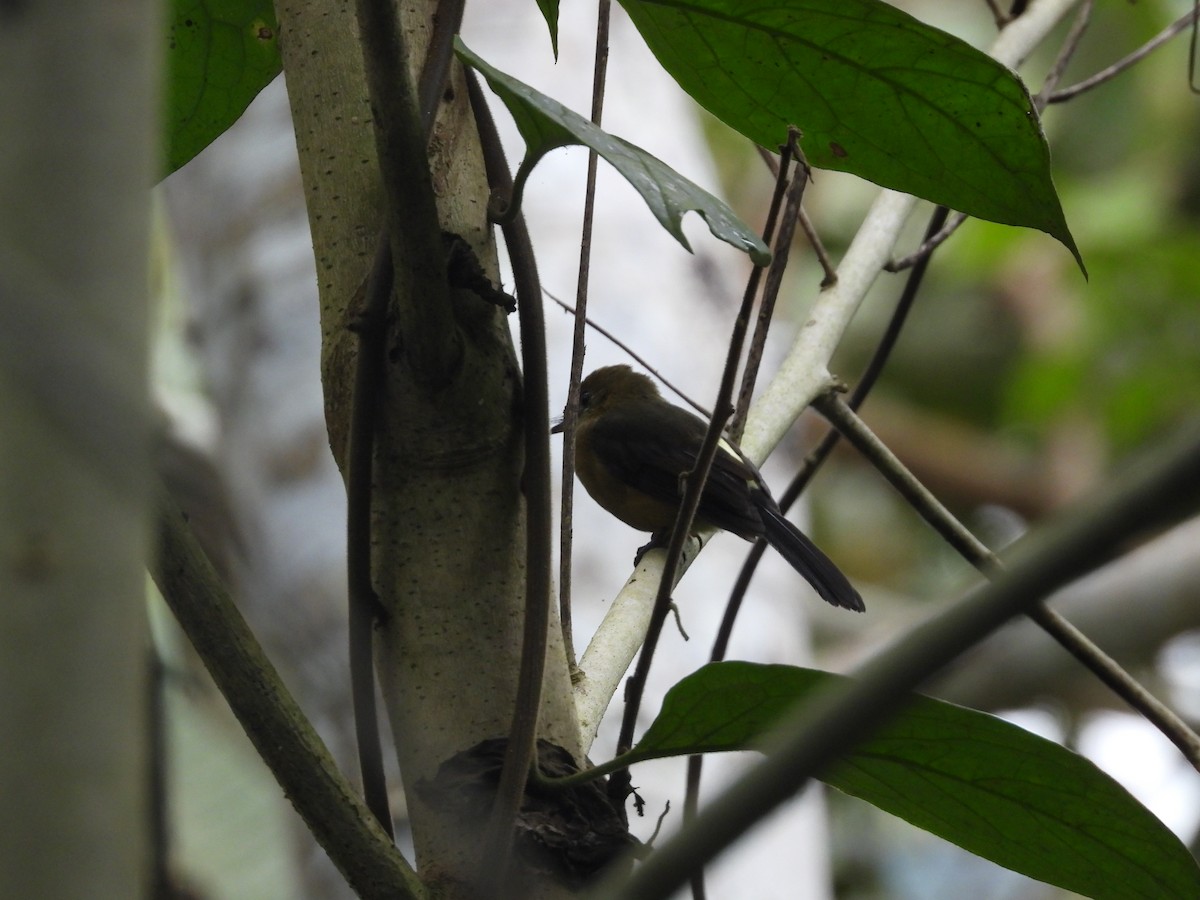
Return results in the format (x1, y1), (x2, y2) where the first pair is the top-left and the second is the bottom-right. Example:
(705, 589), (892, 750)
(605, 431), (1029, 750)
(274, 2), (584, 895)
(0, 1), (158, 897)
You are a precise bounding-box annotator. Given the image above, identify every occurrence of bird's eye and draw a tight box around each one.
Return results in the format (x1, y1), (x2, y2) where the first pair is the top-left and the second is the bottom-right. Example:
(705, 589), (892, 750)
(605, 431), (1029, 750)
(579, 389), (592, 408)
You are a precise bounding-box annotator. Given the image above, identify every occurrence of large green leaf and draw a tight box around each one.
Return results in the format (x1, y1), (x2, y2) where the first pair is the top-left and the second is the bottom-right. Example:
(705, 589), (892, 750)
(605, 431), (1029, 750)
(619, 0), (1082, 270)
(164, 0), (281, 175)
(632, 662), (1200, 899)
(455, 39), (771, 266)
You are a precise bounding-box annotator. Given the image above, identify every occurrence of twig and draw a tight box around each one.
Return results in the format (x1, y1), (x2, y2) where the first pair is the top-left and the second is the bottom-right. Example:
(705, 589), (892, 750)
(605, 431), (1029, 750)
(731, 130), (801, 441)
(755, 144), (837, 286)
(603, 386), (732, 804)
(1192, 0), (1200, 94)
(1035, 0), (1093, 105)
(983, 0), (1011, 29)
(884, 211), (967, 272)
(560, 0), (613, 676)
(1048, 6), (1199, 103)
(1027, 604), (1200, 766)
(545, 289), (710, 418)
(681, 130), (800, 900)
(799, 206), (838, 287)
(815, 395), (1200, 772)
(814, 394), (1002, 564)
(468, 69), (555, 895)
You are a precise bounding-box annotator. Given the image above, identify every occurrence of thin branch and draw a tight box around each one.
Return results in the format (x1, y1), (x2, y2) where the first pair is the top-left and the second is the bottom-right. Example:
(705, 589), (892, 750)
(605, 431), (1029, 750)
(1035, 0), (1093, 105)
(1048, 6), (1199, 103)
(731, 131), (800, 441)
(798, 206), (838, 288)
(560, 0), (614, 676)
(545, 289), (710, 418)
(935, 516), (1200, 709)
(884, 211), (967, 272)
(468, 69), (555, 894)
(983, 0), (1011, 29)
(603, 379), (732, 801)
(602, 417), (1200, 900)
(689, 128), (801, 900)
(154, 490), (425, 900)
(814, 394), (1002, 565)
(814, 395), (1200, 772)
(1192, 0), (1200, 93)
(755, 144), (836, 285)
(1027, 604), (1200, 766)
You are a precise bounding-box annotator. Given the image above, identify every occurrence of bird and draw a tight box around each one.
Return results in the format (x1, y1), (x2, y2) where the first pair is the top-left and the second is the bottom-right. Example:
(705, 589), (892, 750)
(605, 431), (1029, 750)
(556, 365), (864, 612)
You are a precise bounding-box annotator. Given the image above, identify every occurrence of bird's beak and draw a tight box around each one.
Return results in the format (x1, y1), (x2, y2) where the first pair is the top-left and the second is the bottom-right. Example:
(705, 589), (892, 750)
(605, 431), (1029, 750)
(550, 415), (564, 435)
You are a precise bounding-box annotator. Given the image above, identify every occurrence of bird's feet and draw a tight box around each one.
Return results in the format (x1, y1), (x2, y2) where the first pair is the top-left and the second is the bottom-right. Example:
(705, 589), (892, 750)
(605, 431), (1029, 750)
(632, 531), (669, 567)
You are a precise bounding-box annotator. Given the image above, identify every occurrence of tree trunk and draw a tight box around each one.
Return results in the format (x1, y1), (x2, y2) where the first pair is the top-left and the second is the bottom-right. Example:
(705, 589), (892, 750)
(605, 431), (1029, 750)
(275, 2), (583, 894)
(0, 1), (157, 897)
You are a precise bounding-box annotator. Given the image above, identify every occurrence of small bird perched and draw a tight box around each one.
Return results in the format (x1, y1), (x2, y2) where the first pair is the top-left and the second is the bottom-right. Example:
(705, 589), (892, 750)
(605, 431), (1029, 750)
(557, 365), (863, 612)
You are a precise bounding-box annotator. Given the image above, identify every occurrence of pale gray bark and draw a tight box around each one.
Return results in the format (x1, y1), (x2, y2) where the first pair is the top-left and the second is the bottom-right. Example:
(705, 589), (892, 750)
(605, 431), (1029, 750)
(0, 1), (158, 897)
(274, 2), (581, 894)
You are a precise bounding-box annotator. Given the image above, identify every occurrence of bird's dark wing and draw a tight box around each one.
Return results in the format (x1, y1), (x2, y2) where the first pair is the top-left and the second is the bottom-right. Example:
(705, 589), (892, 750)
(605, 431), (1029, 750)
(757, 499), (864, 611)
(587, 394), (865, 611)
(586, 399), (765, 538)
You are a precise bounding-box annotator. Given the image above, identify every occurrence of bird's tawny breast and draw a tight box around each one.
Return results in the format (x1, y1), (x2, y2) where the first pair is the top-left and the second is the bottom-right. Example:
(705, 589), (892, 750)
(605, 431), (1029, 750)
(575, 429), (683, 532)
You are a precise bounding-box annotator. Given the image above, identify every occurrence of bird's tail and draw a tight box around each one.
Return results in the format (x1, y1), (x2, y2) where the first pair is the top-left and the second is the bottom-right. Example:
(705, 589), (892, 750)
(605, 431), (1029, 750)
(758, 501), (864, 612)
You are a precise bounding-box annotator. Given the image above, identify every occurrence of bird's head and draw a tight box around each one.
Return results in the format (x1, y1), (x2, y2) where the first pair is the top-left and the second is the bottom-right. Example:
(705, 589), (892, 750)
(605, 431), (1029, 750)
(552, 365), (660, 433)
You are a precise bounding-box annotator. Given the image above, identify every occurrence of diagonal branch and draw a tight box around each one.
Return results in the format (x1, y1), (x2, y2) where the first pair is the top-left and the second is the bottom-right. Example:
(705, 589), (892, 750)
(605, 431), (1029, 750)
(1048, 6), (1199, 103)
(154, 490), (425, 900)
(815, 394), (1200, 772)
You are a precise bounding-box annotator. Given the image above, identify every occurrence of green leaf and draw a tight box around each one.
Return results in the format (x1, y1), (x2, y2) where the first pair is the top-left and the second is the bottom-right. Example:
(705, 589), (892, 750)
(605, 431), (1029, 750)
(633, 662), (1200, 899)
(618, 0), (1083, 271)
(164, 0), (282, 175)
(535, 0), (561, 58)
(455, 38), (771, 266)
